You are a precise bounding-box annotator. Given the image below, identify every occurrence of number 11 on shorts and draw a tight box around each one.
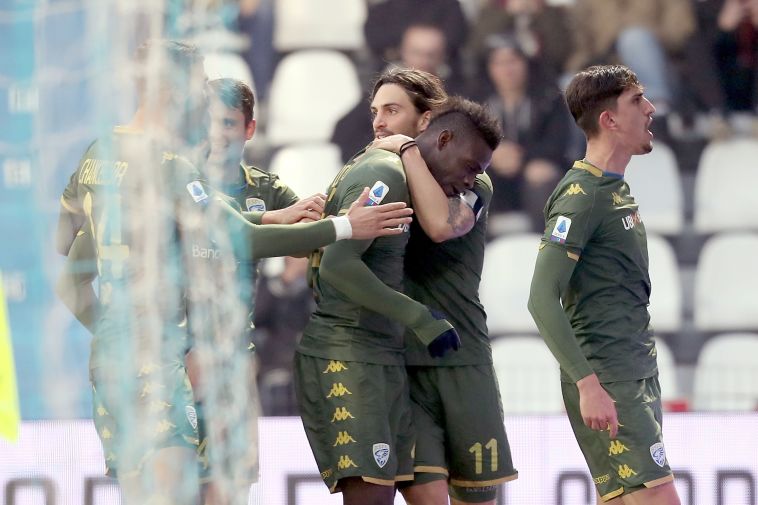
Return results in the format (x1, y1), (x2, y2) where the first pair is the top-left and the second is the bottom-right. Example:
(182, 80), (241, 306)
(469, 438), (498, 474)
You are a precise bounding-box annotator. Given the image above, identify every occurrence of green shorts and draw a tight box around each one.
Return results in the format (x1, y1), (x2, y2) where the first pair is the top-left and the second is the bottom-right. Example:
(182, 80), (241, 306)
(562, 375), (674, 502)
(402, 365), (518, 503)
(293, 353), (415, 493)
(91, 360), (199, 478)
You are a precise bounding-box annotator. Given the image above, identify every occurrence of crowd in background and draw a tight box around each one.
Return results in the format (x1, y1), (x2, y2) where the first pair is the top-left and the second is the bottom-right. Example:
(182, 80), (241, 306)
(170, 0), (758, 415)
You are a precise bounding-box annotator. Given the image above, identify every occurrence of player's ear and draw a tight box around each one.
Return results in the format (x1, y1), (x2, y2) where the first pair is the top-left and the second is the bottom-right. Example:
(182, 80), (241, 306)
(246, 118), (257, 140)
(598, 110), (615, 131)
(436, 129), (452, 150)
(417, 110), (432, 133)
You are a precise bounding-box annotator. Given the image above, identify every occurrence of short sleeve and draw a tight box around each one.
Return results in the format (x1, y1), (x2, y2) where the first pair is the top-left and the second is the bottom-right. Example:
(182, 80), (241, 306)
(541, 182), (598, 254)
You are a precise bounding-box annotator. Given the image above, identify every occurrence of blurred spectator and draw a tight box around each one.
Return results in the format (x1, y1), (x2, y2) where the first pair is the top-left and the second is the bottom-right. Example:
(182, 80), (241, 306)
(467, 0), (573, 84)
(331, 22), (467, 164)
(253, 256), (314, 415)
(567, 0), (696, 118)
(482, 36), (574, 233)
(713, 0), (758, 113)
(238, 0), (275, 102)
(364, 0), (468, 68)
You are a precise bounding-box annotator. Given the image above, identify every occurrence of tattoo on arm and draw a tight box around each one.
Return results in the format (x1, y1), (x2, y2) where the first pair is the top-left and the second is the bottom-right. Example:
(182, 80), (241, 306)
(447, 197), (474, 236)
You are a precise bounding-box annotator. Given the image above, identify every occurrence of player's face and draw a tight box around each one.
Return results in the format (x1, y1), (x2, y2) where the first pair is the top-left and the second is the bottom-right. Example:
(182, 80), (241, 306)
(371, 83), (429, 139)
(611, 86), (656, 155)
(427, 133), (493, 196)
(208, 97), (255, 167)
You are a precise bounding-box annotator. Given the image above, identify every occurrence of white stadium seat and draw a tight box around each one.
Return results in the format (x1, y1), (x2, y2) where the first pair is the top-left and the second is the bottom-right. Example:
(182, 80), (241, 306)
(269, 143), (342, 199)
(694, 138), (758, 233)
(267, 50), (361, 146)
(654, 337), (679, 403)
(491, 336), (564, 414)
(274, 0), (367, 51)
(646, 234), (682, 333)
(693, 333), (758, 411)
(625, 142), (684, 235)
(203, 52), (255, 90)
(480, 233), (542, 335)
(693, 233), (758, 332)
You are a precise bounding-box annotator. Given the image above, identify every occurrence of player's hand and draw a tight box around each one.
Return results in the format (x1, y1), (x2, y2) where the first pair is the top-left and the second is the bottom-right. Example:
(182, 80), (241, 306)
(577, 374), (619, 438)
(346, 187), (413, 240)
(426, 310), (461, 358)
(368, 134), (414, 155)
(264, 193), (326, 225)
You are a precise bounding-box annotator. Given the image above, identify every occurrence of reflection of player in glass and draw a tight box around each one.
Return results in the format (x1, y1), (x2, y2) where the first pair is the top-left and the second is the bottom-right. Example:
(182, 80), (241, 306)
(54, 39), (414, 505)
(369, 67), (517, 505)
(528, 65), (681, 505)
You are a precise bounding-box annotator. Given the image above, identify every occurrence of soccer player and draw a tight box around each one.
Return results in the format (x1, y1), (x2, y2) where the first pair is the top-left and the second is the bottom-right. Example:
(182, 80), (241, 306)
(527, 65), (681, 505)
(55, 40), (413, 505)
(368, 68), (518, 505)
(293, 68), (501, 505)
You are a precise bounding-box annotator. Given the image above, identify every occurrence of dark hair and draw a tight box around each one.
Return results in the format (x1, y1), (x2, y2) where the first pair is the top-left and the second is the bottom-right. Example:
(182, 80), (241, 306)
(208, 78), (255, 126)
(565, 65), (641, 138)
(428, 96), (502, 150)
(133, 39), (203, 98)
(370, 67), (448, 113)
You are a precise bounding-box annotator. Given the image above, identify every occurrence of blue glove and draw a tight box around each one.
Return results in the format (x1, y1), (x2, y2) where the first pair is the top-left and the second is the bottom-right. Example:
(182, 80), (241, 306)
(426, 310), (461, 358)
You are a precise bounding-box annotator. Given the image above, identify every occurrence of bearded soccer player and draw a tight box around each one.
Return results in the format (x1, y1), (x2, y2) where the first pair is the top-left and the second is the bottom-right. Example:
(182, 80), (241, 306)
(368, 68), (518, 505)
(528, 65), (681, 505)
(55, 39), (413, 505)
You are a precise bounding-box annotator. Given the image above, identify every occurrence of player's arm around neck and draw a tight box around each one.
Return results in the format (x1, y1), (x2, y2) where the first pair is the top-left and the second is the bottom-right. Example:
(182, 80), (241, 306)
(369, 135), (475, 242)
(401, 146), (475, 242)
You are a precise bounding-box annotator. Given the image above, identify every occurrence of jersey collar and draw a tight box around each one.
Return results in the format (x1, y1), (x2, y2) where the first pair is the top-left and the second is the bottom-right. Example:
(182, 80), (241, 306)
(573, 160), (623, 179)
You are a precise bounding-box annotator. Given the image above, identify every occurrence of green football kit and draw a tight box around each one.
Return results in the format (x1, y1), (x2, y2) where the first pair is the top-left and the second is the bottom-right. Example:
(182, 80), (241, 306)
(529, 160), (673, 501)
(402, 173), (517, 502)
(295, 149), (452, 493)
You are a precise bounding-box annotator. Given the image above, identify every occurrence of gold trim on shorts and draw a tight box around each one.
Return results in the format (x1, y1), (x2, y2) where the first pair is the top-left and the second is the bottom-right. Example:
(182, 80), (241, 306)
(362, 476), (398, 487)
(601, 486), (624, 501)
(414, 465), (449, 477)
(395, 474), (414, 482)
(644, 474), (674, 488)
(450, 471), (519, 487)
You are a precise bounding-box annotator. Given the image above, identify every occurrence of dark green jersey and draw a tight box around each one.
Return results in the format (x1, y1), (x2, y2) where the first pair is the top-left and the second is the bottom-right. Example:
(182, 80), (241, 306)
(62, 127), (211, 368)
(404, 174), (493, 366)
(298, 150), (411, 365)
(539, 160), (656, 382)
(226, 164), (299, 216)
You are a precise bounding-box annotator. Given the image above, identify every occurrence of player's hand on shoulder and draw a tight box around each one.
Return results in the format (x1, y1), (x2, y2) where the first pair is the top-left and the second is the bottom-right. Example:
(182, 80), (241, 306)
(367, 134), (414, 155)
(345, 187), (413, 240)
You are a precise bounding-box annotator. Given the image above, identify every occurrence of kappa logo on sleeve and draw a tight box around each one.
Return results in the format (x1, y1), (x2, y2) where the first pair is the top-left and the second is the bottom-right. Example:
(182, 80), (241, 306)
(186, 181), (209, 203)
(367, 181), (389, 206)
(550, 216), (571, 244)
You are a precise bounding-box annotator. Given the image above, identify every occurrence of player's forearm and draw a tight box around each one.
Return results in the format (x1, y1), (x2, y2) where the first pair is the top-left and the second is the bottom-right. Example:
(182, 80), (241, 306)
(319, 241), (445, 345)
(402, 147), (473, 242)
(528, 245), (594, 382)
(250, 220), (336, 259)
(242, 210), (264, 225)
(55, 270), (100, 334)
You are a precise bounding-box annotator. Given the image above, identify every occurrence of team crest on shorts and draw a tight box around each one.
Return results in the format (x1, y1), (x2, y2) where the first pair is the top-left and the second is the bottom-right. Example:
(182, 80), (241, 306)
(649, 442), (666, 467)
(245, 197), (266, 212)
(185, 406), (198, 430)
(372, 443), (390, 468)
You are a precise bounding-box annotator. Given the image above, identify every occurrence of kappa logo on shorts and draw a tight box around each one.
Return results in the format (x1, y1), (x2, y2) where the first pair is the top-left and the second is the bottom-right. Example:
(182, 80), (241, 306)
(650, 442), (666, 467)
(372, 443), (390, 468)
(550, 215), (571, 244)
(185, 405), (198, 430)
(245, 197), (266, 212)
